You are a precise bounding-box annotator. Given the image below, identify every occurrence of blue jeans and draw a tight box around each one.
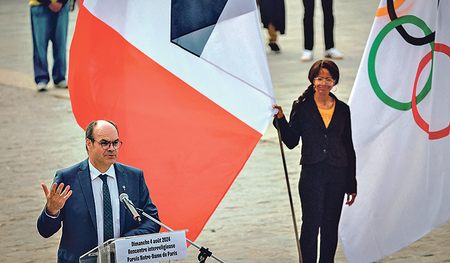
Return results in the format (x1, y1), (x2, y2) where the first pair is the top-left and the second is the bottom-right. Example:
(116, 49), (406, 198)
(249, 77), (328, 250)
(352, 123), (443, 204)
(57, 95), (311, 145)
(30, 3), (69, 85)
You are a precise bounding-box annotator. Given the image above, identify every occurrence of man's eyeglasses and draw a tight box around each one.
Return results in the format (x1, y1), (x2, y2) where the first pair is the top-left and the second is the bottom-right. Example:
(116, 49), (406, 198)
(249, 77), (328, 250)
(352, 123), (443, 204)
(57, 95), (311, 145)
(314, 77), (334, 84)
(91, 139), (123, 150)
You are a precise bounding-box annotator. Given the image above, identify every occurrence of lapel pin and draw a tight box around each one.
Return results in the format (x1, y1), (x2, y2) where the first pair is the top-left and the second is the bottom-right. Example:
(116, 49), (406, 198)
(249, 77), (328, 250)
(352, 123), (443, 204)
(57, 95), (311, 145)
(122, 185), (126, 191)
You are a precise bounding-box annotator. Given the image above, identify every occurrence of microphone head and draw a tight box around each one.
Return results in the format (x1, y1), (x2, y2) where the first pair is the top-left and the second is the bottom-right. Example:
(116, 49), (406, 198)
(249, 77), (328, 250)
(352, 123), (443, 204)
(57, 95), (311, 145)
(119, 193), (129, 202)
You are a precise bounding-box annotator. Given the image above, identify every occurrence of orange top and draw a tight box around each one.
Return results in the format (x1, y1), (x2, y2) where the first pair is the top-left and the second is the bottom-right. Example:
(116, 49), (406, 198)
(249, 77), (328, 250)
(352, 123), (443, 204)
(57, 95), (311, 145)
(318, 103), (335, 128)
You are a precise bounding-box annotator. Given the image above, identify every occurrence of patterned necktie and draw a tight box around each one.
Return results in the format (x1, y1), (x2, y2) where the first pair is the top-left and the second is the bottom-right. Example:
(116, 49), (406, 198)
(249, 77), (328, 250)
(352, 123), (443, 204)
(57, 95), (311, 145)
(99, 174), (114, 242)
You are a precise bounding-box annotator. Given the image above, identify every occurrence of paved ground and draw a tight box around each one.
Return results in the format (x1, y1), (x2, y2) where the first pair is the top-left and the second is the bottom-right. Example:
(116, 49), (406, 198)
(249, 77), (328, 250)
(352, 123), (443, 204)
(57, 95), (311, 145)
(0, 0), (449, 262)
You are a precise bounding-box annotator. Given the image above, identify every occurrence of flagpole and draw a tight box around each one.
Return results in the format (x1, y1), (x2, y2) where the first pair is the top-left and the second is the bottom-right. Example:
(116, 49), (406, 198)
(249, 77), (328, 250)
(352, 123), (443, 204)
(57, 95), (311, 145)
(135, 208), (225, 263)
(274, 117), (303, 263)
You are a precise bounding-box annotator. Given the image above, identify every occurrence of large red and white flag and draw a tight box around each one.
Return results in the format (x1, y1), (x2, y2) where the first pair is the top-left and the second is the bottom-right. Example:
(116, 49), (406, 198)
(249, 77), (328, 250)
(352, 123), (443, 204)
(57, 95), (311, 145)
(68, 0), (275, 242)
(339, 0), (450, 262)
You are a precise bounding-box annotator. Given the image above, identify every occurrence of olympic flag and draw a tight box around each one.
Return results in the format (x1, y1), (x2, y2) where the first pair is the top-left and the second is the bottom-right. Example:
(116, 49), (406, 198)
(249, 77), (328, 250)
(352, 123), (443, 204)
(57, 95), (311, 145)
(339, 0), (450, 262)
(68, 0), (276, 242)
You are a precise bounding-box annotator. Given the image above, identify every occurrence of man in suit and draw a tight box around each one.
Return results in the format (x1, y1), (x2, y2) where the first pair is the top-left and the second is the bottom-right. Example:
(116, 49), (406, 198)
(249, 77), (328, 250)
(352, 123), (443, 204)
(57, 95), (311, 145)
(37, 120), (161, 262)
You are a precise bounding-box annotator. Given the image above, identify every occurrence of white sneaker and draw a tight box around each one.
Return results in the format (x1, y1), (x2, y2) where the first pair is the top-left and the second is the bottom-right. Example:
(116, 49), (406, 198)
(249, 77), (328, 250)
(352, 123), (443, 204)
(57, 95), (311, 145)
(55, 80), (68, 89)
(325, 48), (343, 59)
(37, 82), (47, 92)
(301, 50), (313, 62)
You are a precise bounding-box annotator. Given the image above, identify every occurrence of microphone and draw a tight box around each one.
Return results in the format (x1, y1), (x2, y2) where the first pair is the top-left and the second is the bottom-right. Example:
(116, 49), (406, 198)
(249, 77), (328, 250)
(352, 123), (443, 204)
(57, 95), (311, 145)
(119, 193), (142, 225)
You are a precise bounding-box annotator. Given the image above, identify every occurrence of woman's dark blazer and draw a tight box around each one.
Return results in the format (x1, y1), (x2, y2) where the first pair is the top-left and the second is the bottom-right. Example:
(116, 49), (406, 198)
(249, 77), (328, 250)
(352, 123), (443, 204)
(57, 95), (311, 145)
(274, 92), (357, 194)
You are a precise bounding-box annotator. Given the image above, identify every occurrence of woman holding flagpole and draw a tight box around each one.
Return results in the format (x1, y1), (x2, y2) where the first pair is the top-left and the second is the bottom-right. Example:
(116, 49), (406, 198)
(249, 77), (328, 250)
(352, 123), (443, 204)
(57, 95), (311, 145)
(273, 60), (357, 263)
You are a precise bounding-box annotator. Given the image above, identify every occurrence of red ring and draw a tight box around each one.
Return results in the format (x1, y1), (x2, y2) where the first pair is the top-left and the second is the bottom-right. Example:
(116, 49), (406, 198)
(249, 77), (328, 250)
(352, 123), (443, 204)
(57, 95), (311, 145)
(412, 43), (450, 140)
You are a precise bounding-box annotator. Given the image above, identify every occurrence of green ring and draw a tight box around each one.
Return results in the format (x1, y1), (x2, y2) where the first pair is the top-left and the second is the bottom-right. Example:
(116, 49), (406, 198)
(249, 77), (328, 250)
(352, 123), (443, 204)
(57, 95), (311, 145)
(368, 15), (434, 111)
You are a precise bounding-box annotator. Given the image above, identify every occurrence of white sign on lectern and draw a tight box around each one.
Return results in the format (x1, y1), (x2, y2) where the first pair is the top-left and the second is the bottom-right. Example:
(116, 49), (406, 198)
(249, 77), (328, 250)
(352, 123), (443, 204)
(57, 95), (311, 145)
(115, 230), (188, 262)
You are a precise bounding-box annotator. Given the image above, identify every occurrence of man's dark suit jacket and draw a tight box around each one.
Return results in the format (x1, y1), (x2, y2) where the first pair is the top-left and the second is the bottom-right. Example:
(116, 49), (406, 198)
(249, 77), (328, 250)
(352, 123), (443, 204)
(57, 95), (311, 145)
(275, 92), (357, 194)
(37, 159), (161, 262)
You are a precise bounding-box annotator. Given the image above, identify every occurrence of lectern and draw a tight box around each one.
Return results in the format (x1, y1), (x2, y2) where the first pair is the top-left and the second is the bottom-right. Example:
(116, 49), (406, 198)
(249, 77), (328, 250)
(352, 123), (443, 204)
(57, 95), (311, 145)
(79, 231), (188, 263)
(79, 239), (115, 263)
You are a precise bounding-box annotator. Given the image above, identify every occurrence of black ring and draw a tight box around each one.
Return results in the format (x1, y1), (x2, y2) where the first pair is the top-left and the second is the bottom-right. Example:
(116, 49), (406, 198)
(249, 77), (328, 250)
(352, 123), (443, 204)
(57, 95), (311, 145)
(386, 0), (435, 46)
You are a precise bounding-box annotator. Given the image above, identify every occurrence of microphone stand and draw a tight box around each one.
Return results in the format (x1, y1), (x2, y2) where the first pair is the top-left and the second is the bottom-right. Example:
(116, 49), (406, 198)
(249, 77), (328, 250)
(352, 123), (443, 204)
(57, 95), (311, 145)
(134, 207), (225, 263)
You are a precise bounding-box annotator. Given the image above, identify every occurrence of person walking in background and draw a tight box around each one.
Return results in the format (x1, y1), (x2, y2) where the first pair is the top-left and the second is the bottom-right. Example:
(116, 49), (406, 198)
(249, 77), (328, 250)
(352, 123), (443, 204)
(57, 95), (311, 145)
(258, 0), (286, 53)
(300, 0), (343, 62)
(30, 0), (70, 92)
(273, 60), (356, 262)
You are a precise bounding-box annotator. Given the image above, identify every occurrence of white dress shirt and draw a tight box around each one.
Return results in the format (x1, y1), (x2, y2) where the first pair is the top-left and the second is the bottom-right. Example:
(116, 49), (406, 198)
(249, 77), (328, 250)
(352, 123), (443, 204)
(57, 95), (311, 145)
(89, 160), (121, 245)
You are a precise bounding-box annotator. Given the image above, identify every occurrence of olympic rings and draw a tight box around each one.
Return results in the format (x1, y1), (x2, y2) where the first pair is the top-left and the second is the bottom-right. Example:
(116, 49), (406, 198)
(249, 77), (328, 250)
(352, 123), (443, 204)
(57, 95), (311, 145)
(368, 15), (434, 111)
(369, 1), (447, 139)
(411, 43), (450, 140)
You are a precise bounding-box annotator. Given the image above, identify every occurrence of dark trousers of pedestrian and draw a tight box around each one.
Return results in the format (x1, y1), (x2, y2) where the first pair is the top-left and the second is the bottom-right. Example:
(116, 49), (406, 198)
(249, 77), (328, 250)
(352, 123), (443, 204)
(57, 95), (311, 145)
(299, 162), (346, 263)
(302, 0), (335, 50)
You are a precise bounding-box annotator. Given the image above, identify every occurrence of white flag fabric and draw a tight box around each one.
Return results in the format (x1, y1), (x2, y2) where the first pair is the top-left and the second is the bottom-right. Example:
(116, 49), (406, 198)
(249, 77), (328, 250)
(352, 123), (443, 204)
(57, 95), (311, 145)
(68, 0), (275, 242)
(339, 0), (450, 262)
